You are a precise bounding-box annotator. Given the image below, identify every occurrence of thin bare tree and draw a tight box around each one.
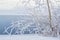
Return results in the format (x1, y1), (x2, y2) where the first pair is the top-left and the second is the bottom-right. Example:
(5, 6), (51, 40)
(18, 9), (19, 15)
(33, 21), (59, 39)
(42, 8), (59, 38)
(46, 0), (53, 31)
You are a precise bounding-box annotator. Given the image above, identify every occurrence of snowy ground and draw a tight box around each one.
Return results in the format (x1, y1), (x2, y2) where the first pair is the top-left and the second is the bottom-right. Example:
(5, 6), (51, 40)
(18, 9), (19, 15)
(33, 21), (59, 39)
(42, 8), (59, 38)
(0, 35), (59, 40)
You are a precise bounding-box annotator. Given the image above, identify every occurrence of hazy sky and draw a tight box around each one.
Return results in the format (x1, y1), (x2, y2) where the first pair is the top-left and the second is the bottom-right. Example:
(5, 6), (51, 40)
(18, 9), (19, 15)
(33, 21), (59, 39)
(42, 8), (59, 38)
(0, 0), (36, 10)
(0, 0), (59, 10)
(0, 0), (60, 15)
(0, 0), (19, 10)
(0, 0), (36, 15)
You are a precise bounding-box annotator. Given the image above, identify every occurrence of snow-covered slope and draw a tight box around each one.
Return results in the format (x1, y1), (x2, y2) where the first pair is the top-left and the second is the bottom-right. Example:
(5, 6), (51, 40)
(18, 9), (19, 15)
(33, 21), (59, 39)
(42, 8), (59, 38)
(0, 35), (59, 40)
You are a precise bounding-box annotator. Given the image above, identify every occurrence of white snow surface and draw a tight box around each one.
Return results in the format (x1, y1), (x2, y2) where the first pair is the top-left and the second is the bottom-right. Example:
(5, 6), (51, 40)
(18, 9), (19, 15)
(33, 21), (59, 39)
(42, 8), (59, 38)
(0, 35), (59, 40)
